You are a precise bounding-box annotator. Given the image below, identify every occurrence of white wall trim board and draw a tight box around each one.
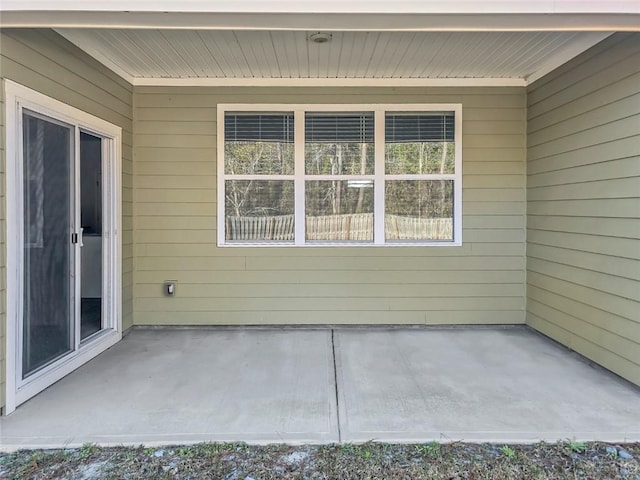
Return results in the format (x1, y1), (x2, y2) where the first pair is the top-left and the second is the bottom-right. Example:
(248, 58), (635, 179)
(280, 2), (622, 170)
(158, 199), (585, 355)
(3, 12), (640, 31)
(2, 0), (639, 14)
(130, 77), (527, 87)
(54, 33), (137, 85)
(524, 32), (613, 84)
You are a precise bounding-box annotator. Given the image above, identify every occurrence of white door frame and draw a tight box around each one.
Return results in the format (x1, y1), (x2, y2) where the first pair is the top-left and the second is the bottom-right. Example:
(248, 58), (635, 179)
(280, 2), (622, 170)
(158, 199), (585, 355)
(4, 80), (122, 415)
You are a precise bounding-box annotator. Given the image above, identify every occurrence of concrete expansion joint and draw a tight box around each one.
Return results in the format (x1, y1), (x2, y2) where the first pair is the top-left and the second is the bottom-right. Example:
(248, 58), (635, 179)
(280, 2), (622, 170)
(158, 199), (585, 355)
(331, 329), (342, 443)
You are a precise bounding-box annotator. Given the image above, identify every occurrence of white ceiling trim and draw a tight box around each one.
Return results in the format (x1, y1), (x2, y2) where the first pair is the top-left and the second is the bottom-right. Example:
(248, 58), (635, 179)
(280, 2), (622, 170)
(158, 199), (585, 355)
(58, 32), (136, 84)
(5, 12), (640, 31)
(131, 77), (527, 87)
(524, 32), (612, 84)
(3, 0), (639, 14)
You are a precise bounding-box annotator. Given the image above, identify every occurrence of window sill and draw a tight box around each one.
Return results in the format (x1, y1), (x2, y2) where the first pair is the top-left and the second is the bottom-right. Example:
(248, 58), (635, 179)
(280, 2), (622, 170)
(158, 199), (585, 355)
(219, 240), (463, 247)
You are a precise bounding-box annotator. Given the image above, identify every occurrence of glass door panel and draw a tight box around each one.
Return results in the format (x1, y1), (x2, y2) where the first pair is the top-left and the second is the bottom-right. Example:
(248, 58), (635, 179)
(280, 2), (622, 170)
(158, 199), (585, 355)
(80, 132), (103, 340)
(22, 111), (75, 377)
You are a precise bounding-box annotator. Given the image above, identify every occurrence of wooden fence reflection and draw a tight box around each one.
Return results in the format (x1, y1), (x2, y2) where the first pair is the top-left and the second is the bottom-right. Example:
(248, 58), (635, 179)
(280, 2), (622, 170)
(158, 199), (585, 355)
(226, 214), (452, 241)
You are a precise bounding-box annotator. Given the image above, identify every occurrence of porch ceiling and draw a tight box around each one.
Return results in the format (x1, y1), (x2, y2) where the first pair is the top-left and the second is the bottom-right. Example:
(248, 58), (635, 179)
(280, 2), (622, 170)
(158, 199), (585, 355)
(56, 29), (611, 86)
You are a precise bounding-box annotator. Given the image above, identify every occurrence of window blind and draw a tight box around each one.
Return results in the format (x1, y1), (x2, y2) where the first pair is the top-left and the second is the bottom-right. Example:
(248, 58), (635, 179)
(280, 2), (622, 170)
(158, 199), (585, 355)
(385, 113), (454, 142)
(224, 113), (294, 142)
(305, 112), (374, 143)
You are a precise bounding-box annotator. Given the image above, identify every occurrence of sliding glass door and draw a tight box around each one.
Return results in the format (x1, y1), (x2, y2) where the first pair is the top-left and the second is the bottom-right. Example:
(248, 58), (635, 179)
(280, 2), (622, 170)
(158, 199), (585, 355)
(21, 114), (112, 378)
(22, 111), (75, 377)
(5, 81), (123, 414)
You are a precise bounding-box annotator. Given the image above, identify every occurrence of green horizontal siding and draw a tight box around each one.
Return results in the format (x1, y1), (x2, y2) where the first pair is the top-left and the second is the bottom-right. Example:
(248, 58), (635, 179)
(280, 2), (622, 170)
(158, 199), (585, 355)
(133, 85), (527, 327)
(526, 32), (640, 386)
(0, 29), (135, 409)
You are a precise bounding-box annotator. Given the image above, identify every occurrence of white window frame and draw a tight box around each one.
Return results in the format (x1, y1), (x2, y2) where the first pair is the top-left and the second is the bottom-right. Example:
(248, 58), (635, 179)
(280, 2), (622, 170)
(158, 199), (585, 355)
(4, 80), (122, 414)
(217, 103), (462, 247)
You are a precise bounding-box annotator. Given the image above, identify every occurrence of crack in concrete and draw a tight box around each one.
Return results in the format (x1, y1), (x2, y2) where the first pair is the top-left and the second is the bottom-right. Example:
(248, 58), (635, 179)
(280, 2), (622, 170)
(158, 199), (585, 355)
(331, 329), (342, 443)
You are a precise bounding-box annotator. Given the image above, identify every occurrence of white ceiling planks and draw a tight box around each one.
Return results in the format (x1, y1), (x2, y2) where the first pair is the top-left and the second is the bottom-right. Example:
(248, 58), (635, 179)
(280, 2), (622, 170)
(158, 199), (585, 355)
(56, 29), (611, 84)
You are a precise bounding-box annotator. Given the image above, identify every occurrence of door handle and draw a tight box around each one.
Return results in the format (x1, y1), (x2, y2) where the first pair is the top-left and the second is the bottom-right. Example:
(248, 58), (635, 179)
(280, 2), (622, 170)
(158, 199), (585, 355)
(71, 228), (85, 246)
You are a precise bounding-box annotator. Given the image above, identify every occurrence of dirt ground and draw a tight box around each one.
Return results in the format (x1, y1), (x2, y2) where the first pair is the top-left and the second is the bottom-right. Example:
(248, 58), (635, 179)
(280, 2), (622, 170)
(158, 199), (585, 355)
(1, 441), (638, 480)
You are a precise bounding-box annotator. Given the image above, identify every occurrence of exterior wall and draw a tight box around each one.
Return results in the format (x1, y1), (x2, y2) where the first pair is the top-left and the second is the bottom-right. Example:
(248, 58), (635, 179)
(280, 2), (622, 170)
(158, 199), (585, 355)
(526, 33), (640, 385)
(133, 86), (527, 326)
(0, 29), (134, 409)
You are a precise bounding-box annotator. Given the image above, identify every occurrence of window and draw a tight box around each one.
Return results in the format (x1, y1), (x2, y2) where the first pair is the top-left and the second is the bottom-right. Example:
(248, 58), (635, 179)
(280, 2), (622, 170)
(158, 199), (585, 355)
(218, 104), (462, 246)
(223, 112), (295, 241)
(305, 112), (375, 242)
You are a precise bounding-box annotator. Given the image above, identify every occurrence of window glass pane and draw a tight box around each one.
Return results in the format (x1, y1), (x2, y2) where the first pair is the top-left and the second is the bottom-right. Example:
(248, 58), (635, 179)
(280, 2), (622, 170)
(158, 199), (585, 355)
(385, 113), (455, 174)
(305, 112), (375, 175)
(306, 180), (374, 241)
(22, 111), (74, 376)
(224, 113), (294, 175)
(385, 180), (453, 241)
(225, 180), (294, 241)
(80, 132), (103, 341)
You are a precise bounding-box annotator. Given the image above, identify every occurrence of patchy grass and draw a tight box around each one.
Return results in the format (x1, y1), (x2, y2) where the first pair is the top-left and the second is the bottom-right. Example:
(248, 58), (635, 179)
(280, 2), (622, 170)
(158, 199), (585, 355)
(0, 441), (638, 479)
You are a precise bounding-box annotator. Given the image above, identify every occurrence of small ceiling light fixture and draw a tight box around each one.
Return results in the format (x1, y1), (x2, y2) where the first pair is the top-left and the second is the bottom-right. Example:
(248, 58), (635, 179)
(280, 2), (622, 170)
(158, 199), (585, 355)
(308, 32), (332, 44)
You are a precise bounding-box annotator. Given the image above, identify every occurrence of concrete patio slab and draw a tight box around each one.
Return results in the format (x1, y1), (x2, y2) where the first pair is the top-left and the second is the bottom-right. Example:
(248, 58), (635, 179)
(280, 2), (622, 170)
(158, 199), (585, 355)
(0, 329), (339, 450)
(335, 327), (639, 443)
(2, 326), (638, 450)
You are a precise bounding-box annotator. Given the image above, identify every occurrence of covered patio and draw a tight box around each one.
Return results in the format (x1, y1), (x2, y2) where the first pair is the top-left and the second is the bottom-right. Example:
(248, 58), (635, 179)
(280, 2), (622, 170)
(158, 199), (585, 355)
(1, 326), (638, 450)
(1, 1), (639, 449)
